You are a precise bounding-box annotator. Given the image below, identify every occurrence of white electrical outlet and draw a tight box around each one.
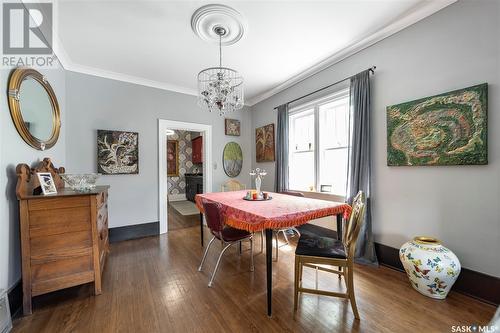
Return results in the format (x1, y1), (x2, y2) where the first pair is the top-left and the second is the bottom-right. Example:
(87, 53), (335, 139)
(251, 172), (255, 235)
(0, 289), (12, 333)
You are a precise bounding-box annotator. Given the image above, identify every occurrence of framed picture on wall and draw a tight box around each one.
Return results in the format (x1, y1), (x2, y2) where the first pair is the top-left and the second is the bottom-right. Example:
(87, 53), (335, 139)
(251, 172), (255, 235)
(167, 140), (179, 177)
(387, 83), (488, 166)
(97, 130), (139, 174)
(223, 142), (243, 177)
(255, 123), (275, 162)
(225, 118), (241, 136)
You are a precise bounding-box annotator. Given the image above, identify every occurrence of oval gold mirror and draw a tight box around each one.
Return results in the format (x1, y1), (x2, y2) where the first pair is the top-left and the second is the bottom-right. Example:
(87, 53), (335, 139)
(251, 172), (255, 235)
(7, 68), (61, 150)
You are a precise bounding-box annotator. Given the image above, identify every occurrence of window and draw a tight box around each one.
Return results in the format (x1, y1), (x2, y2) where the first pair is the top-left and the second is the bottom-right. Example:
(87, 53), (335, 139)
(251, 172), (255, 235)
(288, 89), (350, 196)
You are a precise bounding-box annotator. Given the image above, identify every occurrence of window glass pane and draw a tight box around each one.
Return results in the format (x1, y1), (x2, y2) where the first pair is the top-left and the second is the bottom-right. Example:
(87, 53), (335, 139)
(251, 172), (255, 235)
(319, 98), (349, 149)
(289, 151), (315, 191)
(318, 93), (349, 196)
(291, 111), (314, 152)
(319, 148), (348, 196)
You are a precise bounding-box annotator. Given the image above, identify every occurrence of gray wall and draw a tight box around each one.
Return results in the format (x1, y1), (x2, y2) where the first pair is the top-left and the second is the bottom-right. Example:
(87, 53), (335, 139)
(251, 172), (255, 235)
(251, 0), (500, 277)
(65, 71), (252, 228)
(0, 65), (66, 290)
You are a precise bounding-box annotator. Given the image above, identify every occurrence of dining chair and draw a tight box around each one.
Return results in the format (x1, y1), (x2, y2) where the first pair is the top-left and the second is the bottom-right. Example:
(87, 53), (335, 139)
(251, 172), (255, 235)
(293, 191), (366, 320)
(221, 179), (246, 192)
(271, 191), (304, 261)
(198, 201), (254, 287)
(221, 180), (247, 253)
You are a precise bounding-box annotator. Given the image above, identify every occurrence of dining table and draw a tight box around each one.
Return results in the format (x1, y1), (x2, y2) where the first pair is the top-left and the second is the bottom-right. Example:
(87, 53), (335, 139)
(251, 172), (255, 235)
(195, 190), (352, 317)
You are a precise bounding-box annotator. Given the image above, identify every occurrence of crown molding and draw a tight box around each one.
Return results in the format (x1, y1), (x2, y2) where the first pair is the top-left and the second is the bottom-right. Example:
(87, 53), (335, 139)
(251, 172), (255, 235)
(52, 30), (198, 96)
(64, 62), (198, 96)
(20, 0), (199, 97)
(246, 0), (457, 106)
(54, 42), (198, 96)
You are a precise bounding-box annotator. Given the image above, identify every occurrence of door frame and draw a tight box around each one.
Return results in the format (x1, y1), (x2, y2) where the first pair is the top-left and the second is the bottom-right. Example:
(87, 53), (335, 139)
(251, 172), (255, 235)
(158, 119), (212, 234)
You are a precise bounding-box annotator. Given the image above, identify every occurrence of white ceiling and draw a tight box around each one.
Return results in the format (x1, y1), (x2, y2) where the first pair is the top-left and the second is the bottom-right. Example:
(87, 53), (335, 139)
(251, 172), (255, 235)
(53, 0), (455, 105)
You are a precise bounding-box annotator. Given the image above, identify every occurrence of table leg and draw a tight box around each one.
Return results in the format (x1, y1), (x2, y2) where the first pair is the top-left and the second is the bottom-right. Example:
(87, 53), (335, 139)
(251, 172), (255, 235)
(200, 213), (204, 247)
(265, 228), (273, 317)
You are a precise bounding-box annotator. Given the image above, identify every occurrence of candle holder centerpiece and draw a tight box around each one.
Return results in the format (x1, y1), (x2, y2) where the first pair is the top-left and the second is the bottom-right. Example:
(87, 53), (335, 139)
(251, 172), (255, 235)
(249, 168), (267, 195)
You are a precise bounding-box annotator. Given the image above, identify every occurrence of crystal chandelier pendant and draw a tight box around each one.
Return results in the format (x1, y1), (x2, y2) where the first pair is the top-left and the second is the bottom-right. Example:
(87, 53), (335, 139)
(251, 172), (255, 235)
(197, 26), (244, 115)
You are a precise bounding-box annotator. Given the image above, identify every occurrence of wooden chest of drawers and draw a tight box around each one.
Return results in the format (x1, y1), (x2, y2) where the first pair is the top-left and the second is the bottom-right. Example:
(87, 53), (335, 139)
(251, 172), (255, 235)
(16, 159), (109, 315)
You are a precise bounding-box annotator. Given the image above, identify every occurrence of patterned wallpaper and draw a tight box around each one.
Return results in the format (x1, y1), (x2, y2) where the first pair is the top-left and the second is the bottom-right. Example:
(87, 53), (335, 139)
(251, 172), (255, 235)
(167, 130), (202, 196)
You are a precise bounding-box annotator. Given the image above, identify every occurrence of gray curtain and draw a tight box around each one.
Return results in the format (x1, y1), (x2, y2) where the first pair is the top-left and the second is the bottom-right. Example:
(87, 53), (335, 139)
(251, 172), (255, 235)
(275, 103), (289, 192)
(348, 70), (378, 266)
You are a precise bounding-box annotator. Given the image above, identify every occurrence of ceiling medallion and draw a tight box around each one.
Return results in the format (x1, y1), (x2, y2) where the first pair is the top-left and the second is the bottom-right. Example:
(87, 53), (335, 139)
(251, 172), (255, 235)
(192, 4), (245, 115)
(191, 4), (246, 46)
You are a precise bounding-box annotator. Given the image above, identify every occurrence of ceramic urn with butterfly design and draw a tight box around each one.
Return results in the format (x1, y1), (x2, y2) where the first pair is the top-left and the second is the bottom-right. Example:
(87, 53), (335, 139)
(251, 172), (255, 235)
(399, 236), (461, 299)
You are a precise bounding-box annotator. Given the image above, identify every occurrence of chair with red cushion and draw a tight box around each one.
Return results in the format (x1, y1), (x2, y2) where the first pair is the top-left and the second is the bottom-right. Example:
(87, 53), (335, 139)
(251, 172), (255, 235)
(198, 201), (254, 287)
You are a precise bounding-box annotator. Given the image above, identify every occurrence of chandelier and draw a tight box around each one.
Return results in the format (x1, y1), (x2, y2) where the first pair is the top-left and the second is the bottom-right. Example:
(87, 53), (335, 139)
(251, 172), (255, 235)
(197, 26), (244, 115)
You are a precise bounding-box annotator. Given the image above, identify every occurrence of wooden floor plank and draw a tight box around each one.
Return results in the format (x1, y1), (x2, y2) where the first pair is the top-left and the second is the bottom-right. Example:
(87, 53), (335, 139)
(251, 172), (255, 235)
(168, 203), (199, 231)
(13, 225), (495, 333)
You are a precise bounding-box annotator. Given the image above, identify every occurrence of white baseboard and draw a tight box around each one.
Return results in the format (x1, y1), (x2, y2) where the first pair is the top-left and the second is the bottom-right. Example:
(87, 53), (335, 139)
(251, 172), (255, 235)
(168, 193), (186, 202)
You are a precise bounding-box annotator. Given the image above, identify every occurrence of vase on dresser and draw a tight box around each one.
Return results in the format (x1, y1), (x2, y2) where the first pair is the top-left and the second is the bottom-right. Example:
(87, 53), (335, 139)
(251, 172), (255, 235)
(399, 236), (461, 299)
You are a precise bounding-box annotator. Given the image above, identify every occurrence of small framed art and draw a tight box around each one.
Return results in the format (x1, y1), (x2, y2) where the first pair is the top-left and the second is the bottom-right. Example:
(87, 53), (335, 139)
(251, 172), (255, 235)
(225, 119), (241, 136)
(37, 172), (57, 195)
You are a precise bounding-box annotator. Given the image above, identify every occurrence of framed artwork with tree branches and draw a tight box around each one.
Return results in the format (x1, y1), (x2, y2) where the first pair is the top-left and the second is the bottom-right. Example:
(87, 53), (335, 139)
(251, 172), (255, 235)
(97, 130), (139, 174)
(223, 142), (243, 177)
(255, 123), (275, 162)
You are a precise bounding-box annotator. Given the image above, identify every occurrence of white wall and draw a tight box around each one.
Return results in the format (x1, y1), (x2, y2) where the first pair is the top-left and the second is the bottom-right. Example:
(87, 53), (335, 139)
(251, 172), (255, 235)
(65, 71), (252, 228)
(0, 65), (66, 290)
(251, 0), (500, 277)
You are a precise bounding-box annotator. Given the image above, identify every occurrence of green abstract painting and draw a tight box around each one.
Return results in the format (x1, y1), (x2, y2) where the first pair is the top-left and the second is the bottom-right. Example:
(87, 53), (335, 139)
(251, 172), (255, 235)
(223, 142), (243, 177)
(387, 83), (487, 166)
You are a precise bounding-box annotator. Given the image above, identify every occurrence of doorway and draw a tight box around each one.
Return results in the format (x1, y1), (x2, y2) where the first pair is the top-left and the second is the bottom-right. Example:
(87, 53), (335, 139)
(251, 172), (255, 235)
(158, 120), (212, 234)
(167, 130), (202, 230)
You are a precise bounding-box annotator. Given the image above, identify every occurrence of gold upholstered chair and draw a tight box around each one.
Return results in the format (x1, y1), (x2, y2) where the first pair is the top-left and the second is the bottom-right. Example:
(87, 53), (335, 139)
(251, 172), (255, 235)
(293, 191), (366, 320)
(221, 179), (246, 192)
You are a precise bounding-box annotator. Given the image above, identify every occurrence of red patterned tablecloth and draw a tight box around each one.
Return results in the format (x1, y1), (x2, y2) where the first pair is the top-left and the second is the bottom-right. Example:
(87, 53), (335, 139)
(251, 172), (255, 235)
(195, 190), (351, 232)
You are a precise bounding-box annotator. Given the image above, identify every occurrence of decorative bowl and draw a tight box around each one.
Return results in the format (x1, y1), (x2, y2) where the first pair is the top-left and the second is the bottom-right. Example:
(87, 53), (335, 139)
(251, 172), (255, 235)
(60, 173), (100, 192)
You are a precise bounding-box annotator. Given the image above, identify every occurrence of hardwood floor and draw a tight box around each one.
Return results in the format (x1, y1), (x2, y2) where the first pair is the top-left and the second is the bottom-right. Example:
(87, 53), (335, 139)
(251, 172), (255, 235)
(167, 202), (199, 231)
(13, 226), (495, 333)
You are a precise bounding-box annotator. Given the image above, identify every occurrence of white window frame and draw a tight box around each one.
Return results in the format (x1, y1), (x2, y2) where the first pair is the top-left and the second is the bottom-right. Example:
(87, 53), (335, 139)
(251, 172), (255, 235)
(288, 88), (350, 195)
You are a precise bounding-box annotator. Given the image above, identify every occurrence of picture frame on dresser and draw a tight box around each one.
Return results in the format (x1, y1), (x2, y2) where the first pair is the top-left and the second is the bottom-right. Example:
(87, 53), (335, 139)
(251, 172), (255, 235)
(36, 172), (57, 195)
(16, 158), (110, 315)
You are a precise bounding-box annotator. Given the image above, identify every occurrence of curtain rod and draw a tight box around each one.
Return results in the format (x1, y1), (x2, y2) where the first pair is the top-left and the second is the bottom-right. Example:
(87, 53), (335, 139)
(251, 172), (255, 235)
(273, 66), (376, 110)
